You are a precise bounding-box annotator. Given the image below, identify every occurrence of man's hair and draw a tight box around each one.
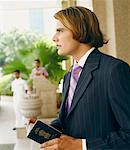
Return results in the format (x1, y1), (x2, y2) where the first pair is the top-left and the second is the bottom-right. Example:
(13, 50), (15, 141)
(13, 70), (20, 73)
(54, 6), (108, 48)
(34, 59), (40, 63)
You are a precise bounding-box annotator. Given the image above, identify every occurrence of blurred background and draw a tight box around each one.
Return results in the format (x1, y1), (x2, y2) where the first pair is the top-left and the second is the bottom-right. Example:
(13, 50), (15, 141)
(0, 0), (129, 93)
(0, 0), (129, 150)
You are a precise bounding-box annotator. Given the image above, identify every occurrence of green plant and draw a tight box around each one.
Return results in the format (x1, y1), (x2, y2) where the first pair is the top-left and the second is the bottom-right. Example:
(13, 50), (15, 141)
(0, 28), (39, 66)
(0, 74), (13, 95)
(27, 78), (33, 92)
(0, 29), (67, 95)
(2, 39), (67, 83)
(34, 39), (67, 84)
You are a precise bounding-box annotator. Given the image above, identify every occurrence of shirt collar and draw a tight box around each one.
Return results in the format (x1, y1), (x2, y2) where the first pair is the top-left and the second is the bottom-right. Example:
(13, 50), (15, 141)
(15, 78), (21, 80)
(74, 47), (95, 68)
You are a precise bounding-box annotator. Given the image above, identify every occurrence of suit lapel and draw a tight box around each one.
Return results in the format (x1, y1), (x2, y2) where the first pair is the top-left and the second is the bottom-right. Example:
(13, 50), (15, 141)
(63, 72), (71, 101)
(59, 71), (71, 115)
(67, 49), (101, 117)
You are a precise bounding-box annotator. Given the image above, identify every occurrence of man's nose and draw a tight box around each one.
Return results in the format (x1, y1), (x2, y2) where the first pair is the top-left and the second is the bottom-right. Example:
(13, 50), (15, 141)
(52, 34), (58, 42)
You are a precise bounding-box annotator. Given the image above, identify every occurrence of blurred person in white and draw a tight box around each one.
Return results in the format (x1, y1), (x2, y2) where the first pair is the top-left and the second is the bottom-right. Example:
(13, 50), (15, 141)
(11, 70), (28, 130)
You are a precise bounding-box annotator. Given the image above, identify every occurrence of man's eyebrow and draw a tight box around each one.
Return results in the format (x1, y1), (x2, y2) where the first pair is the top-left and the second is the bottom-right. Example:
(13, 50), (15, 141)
(56, 28), (64, 31)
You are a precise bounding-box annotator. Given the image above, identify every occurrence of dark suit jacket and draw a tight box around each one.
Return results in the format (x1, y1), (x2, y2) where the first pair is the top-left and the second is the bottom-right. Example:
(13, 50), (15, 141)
(51, 49), (130, 149)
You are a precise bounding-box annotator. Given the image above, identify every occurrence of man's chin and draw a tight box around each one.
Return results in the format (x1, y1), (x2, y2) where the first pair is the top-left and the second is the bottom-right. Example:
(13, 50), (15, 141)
(58, 49), (66, 56)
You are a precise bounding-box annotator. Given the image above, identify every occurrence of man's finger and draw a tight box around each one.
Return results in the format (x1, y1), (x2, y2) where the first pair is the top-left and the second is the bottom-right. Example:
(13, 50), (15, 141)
(60, 135), (74, 139)
(41, 138), (60, 148)
(40, 143), (59, 150)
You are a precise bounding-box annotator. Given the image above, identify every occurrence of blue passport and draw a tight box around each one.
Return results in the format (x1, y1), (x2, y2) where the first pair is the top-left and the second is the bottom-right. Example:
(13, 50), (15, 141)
(27, 120), (62, 144)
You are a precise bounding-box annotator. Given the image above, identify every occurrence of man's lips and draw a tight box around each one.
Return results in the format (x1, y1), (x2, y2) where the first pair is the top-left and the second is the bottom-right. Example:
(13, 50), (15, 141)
(56, 45), (62, 48)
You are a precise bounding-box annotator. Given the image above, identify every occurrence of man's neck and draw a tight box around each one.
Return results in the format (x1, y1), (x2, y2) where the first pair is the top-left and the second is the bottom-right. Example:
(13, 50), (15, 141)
(73, 44), (92, 62)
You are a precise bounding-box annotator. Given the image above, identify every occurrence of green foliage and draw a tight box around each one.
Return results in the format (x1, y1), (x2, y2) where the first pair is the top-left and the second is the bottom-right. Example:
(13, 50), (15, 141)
(2, 39), (67, 83)
(0, 29), (67, 95)
(0, 74), (13, 95)
(33, 40), (67, 84)
(3, 58), (30, 79)
(0, 51), (5, 66)
(0, 28), (39, 66)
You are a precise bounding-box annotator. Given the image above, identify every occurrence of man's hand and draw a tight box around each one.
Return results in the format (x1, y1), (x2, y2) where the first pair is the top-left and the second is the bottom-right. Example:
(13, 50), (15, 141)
(27, 117), (37, 124)
(40, 135), (82, 150)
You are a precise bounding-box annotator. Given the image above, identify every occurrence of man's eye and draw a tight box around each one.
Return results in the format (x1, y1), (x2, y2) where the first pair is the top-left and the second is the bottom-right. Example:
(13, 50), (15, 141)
(57, 29), (63, 32)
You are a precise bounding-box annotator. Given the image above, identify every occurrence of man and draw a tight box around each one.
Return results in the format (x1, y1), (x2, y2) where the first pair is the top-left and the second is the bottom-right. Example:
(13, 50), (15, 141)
(31, 59), (48, 78)
(11, 70), (28, 129)
(40, 6), (130, 149)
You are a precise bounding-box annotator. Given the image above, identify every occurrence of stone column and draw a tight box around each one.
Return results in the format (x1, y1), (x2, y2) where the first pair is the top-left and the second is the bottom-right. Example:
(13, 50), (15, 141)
(61, 0), (76, 8)
(92, 0), (130, 65)
(113, 0), (130, 64)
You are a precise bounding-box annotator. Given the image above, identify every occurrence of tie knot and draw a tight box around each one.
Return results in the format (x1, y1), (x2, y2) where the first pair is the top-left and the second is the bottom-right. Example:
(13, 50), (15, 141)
(72, 64), (82, 81)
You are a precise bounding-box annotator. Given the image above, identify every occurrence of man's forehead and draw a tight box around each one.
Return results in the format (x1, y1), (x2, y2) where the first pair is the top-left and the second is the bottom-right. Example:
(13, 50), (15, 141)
(56, 20), (65, 28)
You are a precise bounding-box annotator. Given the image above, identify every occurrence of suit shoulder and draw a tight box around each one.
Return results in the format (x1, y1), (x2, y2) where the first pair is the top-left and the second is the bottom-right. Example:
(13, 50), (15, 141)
(100, 51), (130, 68)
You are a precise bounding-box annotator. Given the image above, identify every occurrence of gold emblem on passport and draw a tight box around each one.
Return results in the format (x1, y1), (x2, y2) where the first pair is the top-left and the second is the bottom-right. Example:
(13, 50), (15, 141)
(34, 127), (51, 139)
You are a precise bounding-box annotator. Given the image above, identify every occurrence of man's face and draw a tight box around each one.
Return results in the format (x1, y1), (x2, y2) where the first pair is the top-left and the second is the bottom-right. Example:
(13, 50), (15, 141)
(52, 20), (80, 57)
(34, 61), (40, 68)
(13, 72), (20, 79)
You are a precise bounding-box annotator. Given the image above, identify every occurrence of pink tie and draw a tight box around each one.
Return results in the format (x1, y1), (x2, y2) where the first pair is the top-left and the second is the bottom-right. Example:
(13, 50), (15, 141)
(67, 64), (82, 111)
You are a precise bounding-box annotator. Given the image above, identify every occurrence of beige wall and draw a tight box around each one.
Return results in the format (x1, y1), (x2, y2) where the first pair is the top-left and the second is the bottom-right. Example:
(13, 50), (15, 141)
(61, 0), (76, 8)
(93, 0), (130, 64)
(113, 0), (130, 64)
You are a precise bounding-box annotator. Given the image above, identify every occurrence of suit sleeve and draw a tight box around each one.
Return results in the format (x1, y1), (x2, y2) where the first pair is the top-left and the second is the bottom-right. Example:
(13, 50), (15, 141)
(87, 62), (130, 149)
(50, 118), (63, 132)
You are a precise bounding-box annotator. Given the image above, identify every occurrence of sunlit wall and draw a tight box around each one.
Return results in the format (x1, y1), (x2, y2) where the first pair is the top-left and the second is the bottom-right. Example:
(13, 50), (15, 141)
(0, 0), (92, 40)
(0, 0), (61, 40)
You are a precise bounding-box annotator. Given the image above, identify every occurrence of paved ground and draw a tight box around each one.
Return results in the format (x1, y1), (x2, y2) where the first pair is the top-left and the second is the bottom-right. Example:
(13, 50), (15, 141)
(0, 96), (16, 144)
(0, 96), (56, 150)
(0, 96), (57, 150)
